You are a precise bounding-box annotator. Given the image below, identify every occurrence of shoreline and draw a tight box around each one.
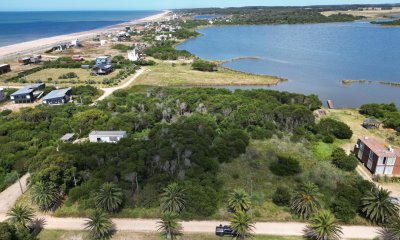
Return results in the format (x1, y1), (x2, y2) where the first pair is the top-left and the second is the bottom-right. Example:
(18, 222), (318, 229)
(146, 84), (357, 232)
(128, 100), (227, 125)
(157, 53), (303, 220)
(0, 10), (170, 60)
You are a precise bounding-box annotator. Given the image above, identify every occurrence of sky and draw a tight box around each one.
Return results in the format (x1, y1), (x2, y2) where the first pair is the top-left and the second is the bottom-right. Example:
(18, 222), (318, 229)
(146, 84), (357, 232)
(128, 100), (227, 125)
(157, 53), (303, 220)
(1, 0), (399, 11)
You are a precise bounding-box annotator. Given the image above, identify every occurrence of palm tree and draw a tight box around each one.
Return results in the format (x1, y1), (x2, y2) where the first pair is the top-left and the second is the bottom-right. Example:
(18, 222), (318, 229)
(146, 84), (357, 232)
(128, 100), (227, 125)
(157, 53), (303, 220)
(84, 210), (113, 240)
(303, 210), (343, 240)
(95, 183), (123, 213)
(31, 181), (61, 211)
(291, 182), (320, 219)
(361, 187), (399, 224)
(230, 211), (255, 240)
(157, 212), (183, 240)
(7, 205), (35, 228)
(160, 183), (186, 213)
(379, 216), (400, 240)
(228, 188), (251, 213)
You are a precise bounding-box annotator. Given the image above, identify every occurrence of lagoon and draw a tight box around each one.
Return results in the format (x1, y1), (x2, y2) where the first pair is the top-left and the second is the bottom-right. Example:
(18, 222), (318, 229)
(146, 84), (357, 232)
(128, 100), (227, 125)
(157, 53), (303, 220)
(177, 21), (400, 107)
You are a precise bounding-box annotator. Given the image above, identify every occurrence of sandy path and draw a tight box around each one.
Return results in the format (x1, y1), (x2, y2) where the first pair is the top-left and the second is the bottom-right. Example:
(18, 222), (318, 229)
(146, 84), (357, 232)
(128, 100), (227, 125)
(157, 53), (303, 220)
(92, 67), (145, 104)
(0, 215), (380, 239)
(0, 173), (29, 214)
(0, 11), (170, 59)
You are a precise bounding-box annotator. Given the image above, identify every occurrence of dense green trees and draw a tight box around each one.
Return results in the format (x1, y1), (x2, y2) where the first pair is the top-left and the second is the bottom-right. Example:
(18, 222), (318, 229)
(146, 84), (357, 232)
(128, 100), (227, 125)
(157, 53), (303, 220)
(95, 183), (124, 213)
(230, 211), (255, 240)
(272, 186), (291, 207)
(303, 211), (343, 240)
(361, 187), (399, 225)
(7, 205), (35, 229)
(359, 103), (400, 132)
(144, 41), (192, 60)
(30, 181), (61, 211)
(331, 148), (358, 172)
(270, 155), (301, 176)
(315, 118), (353, 139)
(191, 60), (218, 72)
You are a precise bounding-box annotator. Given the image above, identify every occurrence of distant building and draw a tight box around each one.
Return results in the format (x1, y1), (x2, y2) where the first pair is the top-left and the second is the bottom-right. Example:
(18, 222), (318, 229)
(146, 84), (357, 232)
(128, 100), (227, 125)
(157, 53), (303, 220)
(96, 56), (112, 65)
(0, 88), (5, 102)
(10, 83), (45, 104)
(100, 40), (108, 46)
(155, 35), (168, 41)
(18, 57), (31, 65)
(128, 49), (139, 61)
(0, 64), (11, 75)
(92, 64), (113, 75)
(362, 118), (382, 129)
(43, 87), (72, 105)
(89, 131), (127, 143)
(71, 39), (81, 47)
(60, 133), (75, 142)
(354, 136), (400, 175)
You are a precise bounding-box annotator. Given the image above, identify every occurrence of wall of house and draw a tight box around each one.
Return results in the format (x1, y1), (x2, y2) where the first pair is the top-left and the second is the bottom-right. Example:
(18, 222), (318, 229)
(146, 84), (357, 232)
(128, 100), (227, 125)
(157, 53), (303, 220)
(11, 93), (35, 103)
(44, 97), (66, 105)
(89, 135), (123, 143)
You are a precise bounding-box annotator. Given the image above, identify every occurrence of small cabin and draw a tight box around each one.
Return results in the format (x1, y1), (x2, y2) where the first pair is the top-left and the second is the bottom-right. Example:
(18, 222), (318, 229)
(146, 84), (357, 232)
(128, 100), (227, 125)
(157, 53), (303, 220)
(0, 64), (11, 75)
(60, 133), (75, 142)
(10, 83), (45, 104)
(327, 100), (334, 109)
(43, 87), (72, 105)
(89, 131), (127, 143)
(18, 57), (31, 65)
(362, 118), (382, 129)
(96, 56), (112, 65)
(0, 88), (5, 102)
(92, 64), (113, 75)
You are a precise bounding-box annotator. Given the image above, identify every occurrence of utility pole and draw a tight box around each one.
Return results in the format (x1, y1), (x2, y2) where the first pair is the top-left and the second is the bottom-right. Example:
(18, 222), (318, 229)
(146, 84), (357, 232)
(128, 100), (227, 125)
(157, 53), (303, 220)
(17, 173), (24, 194)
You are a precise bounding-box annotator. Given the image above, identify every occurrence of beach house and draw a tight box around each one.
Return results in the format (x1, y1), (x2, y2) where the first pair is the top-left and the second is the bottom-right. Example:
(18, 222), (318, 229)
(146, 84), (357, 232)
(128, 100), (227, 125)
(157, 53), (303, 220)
(354, 136), (400, 175)
(10, 83), (45, 104)
(92, 56), (113, 75)
(128, 49), (140, 61)
(43, 87), (72, 105)
(0, 64), (11, 75)
(71, 39), (81, 47)
(89, 131), (127, 143)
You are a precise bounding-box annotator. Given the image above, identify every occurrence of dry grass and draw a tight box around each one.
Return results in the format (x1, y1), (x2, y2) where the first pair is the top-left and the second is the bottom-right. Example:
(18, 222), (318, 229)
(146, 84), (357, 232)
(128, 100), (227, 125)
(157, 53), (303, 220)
(133, 62), (285, 86)
(24, 68), (119, 87)
(326, 108), (400, 152)
(321, 7), (400, 19)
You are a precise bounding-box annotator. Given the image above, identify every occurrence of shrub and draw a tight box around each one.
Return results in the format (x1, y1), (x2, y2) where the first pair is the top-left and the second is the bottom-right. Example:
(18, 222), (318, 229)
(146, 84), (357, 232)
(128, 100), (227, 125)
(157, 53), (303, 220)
(272, 186), (291, 206)
(0, 110), (12, 117)
(112, 44), (132, 52)
(59, 72), (78, 79)
(270, 155), (301, 176)
(192, 60), (217, 72)
(331, 148), (358, 172)
(331, 197), (357, 223)
(316, 118), (353, 139)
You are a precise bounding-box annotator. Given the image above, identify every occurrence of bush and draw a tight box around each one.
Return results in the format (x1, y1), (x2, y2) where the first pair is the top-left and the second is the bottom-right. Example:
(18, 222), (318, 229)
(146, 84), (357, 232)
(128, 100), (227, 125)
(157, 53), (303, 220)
(316, 118), (353, 139)
(331, 197), (357, 223)
(270, 155), (301, 176)
(59, 72), (78, 79)
(112, 44), (132, 52)
(0, 110), (12, 117)
(272, 186), (291, 206)
(331, 148), (358, 172)
(192, 60), (217, 72)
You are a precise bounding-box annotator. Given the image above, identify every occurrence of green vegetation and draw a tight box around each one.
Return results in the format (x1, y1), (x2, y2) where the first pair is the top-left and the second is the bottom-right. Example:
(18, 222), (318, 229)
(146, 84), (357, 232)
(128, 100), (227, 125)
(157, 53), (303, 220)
(59, 72), (78, 79)
(160, 183), (186, 214)
(173, 28), (200, 39)
(303, 211), (343, 240)
(359, 103), (400, 132)
(157, 212), (183, 240)
(270, 155), (301, 176)
(228, 188), (252, 212)
(112, 44), (133, 52)
(330, 148), (358, 172)
(379, 216), (400, 239)
(291, 182), (320, 219)
(230, 211), (255, 240)
(192, 60), (218, 72)
(371, 19), (400, 26)
(315, 118), (353, 140)
(144, 41), (192, 60)
(95, 183), (124, 213)
(84, 210), (114, 240)
(5, 205), (42, 239)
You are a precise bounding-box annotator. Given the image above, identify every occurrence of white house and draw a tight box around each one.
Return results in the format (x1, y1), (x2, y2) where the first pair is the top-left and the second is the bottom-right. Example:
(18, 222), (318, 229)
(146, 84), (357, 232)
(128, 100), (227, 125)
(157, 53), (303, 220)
(0, 88), (5, 102)
(100, 40), (108, 46)
(155, 35), (168, 41)
(71, 39), (81, 47)
(128, 49), (139, 61)
(89, 131), (127, 143)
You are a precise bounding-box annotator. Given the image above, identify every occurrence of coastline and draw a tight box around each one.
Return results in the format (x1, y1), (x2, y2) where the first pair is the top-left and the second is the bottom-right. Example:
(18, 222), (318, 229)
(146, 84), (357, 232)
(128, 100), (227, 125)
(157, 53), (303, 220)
(0, 10), (170, 60)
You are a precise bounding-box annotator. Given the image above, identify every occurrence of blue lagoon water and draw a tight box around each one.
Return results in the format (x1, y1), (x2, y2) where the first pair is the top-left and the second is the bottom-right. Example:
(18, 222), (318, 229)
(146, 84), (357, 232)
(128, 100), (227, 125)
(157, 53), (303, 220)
(177, 21), (400, 107)
(0, 11), (160, 47)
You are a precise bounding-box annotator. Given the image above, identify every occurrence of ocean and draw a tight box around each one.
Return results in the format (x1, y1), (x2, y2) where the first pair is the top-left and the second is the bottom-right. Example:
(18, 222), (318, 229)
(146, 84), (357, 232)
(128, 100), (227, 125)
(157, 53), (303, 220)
(0, 11), (160, 47)
(177, 21), (400, 107)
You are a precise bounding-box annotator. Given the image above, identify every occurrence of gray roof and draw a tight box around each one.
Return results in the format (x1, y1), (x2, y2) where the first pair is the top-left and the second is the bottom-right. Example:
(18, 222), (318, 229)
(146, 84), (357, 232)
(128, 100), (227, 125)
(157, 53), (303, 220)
(11, 83), (44, 96)
(60, 133), (75, 141)
(89, 131), (127, 136)
(363, 118), (381, 125)
(43, 88), (71, 100)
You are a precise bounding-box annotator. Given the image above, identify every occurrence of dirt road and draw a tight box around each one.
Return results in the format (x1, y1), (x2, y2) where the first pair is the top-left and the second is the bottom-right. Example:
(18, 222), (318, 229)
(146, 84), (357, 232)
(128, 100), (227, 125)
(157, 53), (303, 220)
(0, 214), (380, 239)
(0, 173), (29, 214)
(92, 67), (144, 104)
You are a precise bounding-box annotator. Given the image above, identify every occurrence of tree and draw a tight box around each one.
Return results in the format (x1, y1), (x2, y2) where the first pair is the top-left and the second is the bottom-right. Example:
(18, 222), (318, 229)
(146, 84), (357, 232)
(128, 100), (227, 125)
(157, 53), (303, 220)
(316, 118), (353, 139)
(291, 182), (320, 219)
(30, 181), (60, 211)
(331, 148), (358, 172)
(7, 205), (35, 229)
(95, 183), (123, 213)
(272, 186), (291, 206)
(230, 211), (255, 240)
(157, 212), (183, 240)
(270, 155), (301, 176)
(84, 210), (113, 240)
(361, 187), (399, 224)
(379, 216), (400, 240)
(303, 211), (343, 240)
(160, 183), (186, 214)
(228, 188), (251, 213)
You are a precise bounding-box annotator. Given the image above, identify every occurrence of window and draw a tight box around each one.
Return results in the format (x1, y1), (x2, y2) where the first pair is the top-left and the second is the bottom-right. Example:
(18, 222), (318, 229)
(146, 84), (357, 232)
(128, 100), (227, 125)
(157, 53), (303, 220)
(369, 151), (375, 160)
(383, 157), (387, 165)
(97, 138), (101, 142)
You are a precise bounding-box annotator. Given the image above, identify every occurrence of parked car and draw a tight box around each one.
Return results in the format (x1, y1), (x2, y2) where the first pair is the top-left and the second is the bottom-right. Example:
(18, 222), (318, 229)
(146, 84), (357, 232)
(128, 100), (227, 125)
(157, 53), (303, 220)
(72, 55), (84, 61)
(215, 225), (237, 237)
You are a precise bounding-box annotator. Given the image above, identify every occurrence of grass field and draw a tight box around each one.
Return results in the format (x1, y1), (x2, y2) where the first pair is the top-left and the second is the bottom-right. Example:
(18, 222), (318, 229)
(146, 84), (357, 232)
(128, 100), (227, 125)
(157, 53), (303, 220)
(24, 68), (120, 86)
(133, 62), (285, 86)
(38, 230), (302, 240)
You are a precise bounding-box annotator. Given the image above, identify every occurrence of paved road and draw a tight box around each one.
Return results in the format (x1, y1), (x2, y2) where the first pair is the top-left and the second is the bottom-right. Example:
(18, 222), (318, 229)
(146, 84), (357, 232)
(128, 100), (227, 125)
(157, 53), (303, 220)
(0, 214), (380, 239)
(0, 173), (29, 214)
(91, 67), (145, 105)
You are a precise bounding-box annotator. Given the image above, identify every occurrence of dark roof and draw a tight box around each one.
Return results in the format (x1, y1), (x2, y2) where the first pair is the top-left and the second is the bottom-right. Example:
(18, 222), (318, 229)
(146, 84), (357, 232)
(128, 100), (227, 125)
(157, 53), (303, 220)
(11, 83), (43, 96)
(363, 118), (381, 125)
(43, 88), (71, 100)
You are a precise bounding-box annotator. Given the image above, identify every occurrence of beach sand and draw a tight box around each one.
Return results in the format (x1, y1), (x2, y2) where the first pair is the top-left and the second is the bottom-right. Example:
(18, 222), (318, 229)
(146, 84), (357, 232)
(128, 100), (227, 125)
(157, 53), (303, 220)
(0, 10), (170, 59)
